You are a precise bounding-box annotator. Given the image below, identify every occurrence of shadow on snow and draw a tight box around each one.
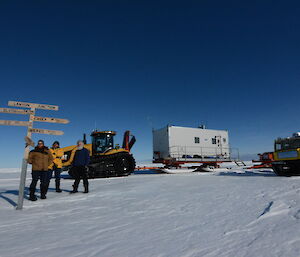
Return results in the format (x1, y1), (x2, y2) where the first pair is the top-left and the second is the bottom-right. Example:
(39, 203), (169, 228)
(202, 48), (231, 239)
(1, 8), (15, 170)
(0, 186), (72, 207)
(0, 189), (19, 207)
(217, 169), (277, 177)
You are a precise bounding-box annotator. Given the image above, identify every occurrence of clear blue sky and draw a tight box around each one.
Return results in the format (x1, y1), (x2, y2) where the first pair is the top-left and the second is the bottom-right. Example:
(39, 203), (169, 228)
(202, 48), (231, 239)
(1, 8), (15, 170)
(1, 1), (300, 167)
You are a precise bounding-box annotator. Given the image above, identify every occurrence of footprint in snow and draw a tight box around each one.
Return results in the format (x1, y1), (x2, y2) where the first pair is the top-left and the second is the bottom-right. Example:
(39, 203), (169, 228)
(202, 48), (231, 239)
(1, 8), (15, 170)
(294, 210), (300, 220)
(258, 201), (273, 218)
(258, 201), (290, 220)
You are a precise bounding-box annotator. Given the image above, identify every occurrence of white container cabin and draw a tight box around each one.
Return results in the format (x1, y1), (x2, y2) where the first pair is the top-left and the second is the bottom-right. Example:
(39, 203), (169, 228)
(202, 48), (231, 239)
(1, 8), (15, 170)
(153, 125), (231, 162)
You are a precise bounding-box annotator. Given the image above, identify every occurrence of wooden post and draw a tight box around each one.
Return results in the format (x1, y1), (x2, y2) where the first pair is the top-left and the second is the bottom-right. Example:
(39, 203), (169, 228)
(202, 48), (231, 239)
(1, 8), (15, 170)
(16, 108), (35, 210)
(0, 101), (67, 210)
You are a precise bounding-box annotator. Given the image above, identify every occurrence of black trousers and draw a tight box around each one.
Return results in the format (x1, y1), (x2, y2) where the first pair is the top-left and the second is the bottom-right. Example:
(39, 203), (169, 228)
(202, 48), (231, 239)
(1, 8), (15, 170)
(71, 166), (88, 189)
(48, 167), (62, 182)
(29, 171), (48, 193)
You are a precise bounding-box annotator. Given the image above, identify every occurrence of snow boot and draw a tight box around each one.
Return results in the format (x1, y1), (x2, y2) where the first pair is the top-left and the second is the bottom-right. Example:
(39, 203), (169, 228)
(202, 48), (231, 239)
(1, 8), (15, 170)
(40, 185), (47, 199)
(70, 184), (78, 194)
(55, 180), (62, 193)
(83, 181), (89, 194)
(29, 189), (37, 201)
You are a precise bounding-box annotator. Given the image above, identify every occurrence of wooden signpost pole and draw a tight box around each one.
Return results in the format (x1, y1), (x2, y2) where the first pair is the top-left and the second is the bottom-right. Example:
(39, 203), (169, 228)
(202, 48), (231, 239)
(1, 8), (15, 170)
(0, 101), (69, 210)
(17, 108), (35, 210)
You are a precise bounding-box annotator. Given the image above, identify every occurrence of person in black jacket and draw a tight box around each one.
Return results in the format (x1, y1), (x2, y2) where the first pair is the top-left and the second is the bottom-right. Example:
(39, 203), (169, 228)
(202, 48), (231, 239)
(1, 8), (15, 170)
(70, 140), (90, 194)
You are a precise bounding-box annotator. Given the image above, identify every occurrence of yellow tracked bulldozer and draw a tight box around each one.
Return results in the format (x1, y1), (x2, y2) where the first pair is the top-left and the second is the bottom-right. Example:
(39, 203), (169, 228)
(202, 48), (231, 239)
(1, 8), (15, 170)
(62, 130), (136, 178)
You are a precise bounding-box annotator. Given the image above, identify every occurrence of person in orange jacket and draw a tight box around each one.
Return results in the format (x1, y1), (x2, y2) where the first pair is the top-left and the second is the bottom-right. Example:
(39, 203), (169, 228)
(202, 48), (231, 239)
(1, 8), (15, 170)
(28, 140), (53, 201)
(47, 141), (64, 193)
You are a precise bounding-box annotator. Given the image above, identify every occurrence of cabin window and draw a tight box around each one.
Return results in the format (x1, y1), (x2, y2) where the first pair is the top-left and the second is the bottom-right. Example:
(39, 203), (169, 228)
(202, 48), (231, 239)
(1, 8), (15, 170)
(223, 138), (226, 143)
(275, 143), (282, 151)
(212, 138), (217, 144)
(194, 137), (200, 144)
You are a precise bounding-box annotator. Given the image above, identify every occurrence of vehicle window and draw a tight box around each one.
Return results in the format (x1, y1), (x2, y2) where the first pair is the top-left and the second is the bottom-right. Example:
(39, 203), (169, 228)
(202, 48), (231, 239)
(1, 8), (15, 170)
(275, 143), (282, 151)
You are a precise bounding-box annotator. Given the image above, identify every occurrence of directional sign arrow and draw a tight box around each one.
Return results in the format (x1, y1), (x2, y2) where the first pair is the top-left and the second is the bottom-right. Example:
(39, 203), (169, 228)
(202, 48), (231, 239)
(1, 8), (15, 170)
(29, 128), (64, 135)
(0, 108), (34, 115)
(33, 116), (69, 124)
(8, 101), (59, 111)
(0, 120), (30, 127)
(25, 136), (35, 147)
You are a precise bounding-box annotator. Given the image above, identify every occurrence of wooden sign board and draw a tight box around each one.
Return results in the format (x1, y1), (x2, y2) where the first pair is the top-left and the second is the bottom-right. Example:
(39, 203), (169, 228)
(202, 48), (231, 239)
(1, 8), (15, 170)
(29, 128), (64, 135)
(0, 108), (34, 115)
(33, 116), (69, 124)
(25, 136), (35, 147)
(8, 101), (59, 111)
(0, 120), (30, 127)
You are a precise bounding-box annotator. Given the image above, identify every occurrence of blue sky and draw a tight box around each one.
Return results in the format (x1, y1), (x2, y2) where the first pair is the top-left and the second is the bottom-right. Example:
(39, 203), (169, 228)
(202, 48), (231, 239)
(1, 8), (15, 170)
(0, 1), (300, 167)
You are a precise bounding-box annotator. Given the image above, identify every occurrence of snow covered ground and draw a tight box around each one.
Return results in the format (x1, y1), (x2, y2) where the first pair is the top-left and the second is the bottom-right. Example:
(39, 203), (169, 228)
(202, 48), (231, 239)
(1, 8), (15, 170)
(0, 165), (299, 257)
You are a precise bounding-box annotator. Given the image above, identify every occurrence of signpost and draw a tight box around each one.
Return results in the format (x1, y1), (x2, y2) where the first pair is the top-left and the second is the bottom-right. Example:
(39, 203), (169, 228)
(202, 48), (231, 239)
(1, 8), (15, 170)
(33, 116), (69, 124)
(29, 128), (64, 135)
(0, 120), (30, 126)
(8, 101), (59, 111)
(0, 101), (69, 210)
(0, 108), (34, 115)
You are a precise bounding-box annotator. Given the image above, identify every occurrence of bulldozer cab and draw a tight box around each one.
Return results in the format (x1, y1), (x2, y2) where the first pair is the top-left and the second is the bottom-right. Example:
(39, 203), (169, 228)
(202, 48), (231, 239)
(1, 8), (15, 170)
(91, 131), (115, 154)
(275, 137), (300, 151)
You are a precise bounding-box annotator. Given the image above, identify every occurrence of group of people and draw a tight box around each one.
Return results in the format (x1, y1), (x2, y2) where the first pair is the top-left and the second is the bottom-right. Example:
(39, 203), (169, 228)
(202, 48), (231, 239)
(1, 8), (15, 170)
(27, 139), (90, 201)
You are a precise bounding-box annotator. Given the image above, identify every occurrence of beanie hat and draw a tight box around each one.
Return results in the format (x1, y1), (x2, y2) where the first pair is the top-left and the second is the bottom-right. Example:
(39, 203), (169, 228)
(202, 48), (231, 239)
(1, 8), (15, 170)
(38, 139), (44, 145)
(53, 141), (60, 146)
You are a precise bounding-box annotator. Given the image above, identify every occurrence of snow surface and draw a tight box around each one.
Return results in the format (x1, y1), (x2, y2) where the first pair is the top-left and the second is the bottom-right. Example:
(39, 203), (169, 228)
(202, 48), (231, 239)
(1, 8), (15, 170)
(0, 165), (300, 257)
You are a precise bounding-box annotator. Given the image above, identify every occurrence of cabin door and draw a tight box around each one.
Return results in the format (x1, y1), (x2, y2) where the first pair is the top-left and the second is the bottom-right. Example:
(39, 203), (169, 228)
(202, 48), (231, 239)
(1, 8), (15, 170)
(216, 135), (222, 157)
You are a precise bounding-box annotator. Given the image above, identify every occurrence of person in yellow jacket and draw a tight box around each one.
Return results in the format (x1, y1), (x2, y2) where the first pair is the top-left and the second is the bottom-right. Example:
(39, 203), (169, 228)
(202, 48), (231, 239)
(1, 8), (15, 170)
(47, 141), (64, 193)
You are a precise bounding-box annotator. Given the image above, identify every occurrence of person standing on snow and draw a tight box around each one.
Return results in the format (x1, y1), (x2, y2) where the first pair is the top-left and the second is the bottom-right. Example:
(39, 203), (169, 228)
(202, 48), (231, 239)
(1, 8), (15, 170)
(47, 141), (64, 193)
(27, 140), (53, 201)
(70, 140), (90, 194)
